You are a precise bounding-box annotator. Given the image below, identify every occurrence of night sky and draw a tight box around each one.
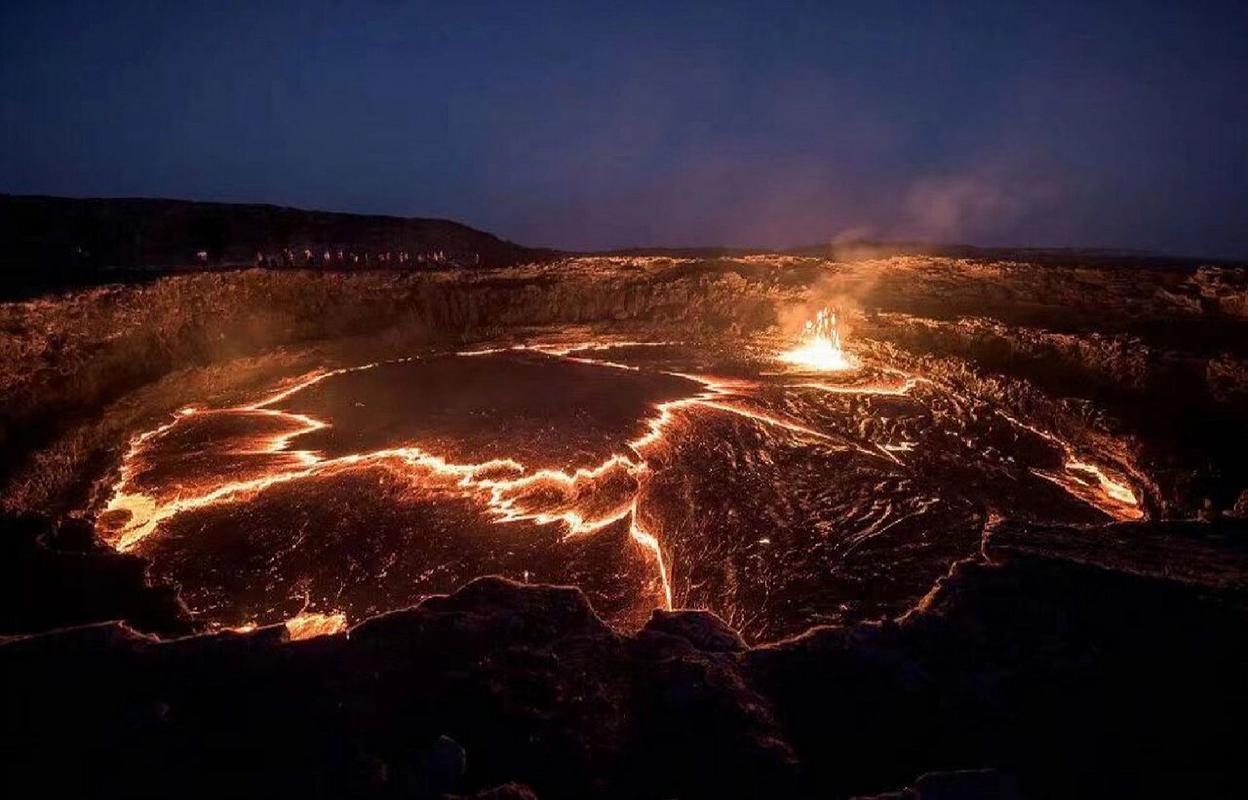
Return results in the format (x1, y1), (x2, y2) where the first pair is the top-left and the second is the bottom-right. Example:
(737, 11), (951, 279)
(2, 1), (1245, 256)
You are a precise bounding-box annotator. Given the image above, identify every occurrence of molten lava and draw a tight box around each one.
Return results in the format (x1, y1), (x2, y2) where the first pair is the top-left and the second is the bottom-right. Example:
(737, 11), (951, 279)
(284, 610), (348, 640)
(94, 335), (1145, 643)
(779, 307), (856, 371)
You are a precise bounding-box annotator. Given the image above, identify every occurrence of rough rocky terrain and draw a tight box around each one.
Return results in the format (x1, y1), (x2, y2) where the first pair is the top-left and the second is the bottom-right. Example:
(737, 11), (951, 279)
(2, 250), (1247, 798)
(4, 518), (1244, 798)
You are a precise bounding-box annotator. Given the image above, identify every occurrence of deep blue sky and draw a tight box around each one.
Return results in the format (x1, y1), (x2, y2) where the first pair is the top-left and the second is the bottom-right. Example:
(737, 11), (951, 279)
(2, 1), (1246, 256)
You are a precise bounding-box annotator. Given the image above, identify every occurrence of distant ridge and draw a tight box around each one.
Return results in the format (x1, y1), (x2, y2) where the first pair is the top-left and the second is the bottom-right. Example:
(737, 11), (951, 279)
(604, 240), (1221, 268)
(784, 240), (1217, 268)
(0, 194), (559, 297)
(3, 194), (1232, 299)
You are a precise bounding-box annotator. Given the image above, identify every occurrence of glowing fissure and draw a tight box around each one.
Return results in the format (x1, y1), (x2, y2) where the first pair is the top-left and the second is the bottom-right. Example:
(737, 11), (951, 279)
(993, 409), (1142, 521)
(796, 376), (920, 396)
(628, 504), (672, 609)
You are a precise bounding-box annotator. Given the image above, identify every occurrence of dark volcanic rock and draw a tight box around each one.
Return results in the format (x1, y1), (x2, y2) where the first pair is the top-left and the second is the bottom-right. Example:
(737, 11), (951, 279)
(2, 523), (1245, 799)
(746, 540), (1246, 798)
(852, 769), (1022, 800)
(0, 514), (192, 637)
(641, 608), (748, 652)
(451, 784), (540, 800)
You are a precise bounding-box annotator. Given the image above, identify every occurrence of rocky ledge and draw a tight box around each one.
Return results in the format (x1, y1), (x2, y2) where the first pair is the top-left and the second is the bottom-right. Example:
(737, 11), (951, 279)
(2, 519), (1245, 799)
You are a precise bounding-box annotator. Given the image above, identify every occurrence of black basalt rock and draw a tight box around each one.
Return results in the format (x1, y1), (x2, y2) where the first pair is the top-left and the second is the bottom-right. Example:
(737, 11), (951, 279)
(641, 608), (748, 653)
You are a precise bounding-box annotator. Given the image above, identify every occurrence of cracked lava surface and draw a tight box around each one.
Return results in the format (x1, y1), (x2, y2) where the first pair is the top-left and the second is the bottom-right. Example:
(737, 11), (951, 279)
(96, 335), (1143, 643)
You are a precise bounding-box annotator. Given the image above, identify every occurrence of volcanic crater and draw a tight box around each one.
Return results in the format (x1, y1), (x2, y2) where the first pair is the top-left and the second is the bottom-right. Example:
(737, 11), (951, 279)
(95, 329), (1141, 643)
(3, 247), (1247, 799)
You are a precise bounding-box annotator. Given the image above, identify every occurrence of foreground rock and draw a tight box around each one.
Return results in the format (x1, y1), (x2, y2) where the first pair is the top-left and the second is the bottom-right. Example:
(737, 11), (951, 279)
(0, 515), (192, 637)
(2, 519), (1244, 799)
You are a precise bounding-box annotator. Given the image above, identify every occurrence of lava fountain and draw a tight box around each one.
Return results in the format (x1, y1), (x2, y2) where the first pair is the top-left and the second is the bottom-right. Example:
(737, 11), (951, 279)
(779, 307), (856, 371)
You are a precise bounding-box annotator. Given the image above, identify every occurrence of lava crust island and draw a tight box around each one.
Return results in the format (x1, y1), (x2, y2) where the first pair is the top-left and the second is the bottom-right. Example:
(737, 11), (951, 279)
(3, 252), (1247, 799)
